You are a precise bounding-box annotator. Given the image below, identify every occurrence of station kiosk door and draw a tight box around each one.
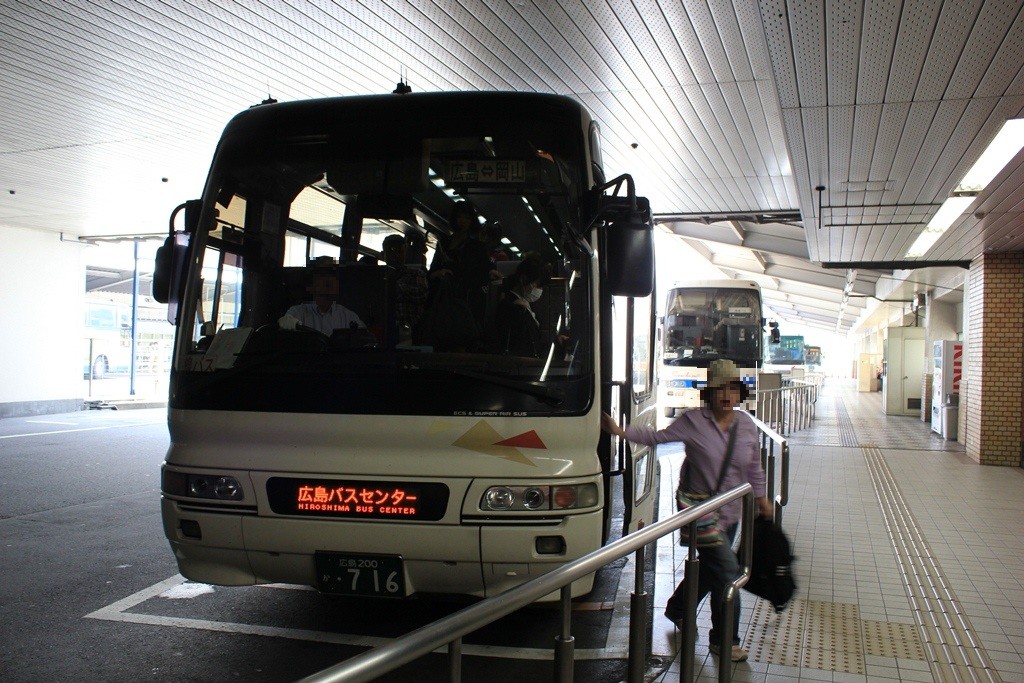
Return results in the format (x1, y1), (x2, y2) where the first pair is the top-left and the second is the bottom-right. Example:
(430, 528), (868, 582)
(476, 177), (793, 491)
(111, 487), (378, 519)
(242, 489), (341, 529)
(881, 327), (926, 416)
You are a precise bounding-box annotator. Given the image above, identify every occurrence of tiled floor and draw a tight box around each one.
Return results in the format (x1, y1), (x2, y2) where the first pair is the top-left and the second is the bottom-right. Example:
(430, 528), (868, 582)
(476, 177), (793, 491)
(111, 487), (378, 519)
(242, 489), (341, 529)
(649, 380), (1024, 682)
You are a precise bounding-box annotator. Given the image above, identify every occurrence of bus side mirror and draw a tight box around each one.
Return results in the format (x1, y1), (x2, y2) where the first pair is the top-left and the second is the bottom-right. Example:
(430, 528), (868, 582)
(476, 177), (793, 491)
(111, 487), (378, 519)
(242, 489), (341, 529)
(152, 237), (173, 304)
(605, 197), (653, 297)
(767, 321), (781, 344)
(153, 232), (191, 324)
(153, 200), (199, 323)
(593, 175), (653, 298)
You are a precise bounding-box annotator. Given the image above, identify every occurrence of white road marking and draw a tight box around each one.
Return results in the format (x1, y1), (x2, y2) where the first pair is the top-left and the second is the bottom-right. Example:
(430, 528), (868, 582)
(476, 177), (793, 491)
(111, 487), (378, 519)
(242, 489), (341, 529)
(84, 574), (632, 660)
(0, 422), (161, 439)
(159, 582), (215, 599)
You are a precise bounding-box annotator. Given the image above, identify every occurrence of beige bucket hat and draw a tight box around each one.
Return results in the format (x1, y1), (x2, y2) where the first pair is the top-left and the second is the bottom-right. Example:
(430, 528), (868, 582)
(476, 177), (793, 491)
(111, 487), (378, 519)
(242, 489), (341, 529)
(706, 358), (741, 388)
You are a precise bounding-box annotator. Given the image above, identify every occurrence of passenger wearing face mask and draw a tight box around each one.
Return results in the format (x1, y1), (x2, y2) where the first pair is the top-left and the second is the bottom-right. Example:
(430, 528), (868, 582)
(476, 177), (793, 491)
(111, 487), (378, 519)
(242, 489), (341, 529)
(494, 252), (551, 357)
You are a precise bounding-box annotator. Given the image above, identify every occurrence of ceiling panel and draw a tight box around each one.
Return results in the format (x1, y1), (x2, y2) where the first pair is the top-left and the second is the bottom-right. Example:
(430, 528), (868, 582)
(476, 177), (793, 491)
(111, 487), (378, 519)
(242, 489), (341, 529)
(3, 0), (1024, 336)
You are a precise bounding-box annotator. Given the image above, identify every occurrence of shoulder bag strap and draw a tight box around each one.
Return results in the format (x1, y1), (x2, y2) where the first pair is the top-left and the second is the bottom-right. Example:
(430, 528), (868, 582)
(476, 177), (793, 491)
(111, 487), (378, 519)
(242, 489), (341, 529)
(712, 419), (740, 494)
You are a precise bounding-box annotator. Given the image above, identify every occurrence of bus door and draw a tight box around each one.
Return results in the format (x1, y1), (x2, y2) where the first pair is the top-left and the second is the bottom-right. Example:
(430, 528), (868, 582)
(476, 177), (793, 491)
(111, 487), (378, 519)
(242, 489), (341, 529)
(606, 293), (658, 537)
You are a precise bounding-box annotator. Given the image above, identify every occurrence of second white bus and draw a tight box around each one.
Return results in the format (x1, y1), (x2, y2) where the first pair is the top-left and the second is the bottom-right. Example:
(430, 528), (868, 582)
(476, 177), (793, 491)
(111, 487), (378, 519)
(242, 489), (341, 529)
(658, 280), (764, 415)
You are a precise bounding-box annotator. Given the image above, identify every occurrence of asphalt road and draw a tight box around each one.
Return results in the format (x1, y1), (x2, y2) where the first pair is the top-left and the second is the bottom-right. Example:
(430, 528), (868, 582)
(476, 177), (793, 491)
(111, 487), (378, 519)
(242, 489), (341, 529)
(0, 408), (658, 683)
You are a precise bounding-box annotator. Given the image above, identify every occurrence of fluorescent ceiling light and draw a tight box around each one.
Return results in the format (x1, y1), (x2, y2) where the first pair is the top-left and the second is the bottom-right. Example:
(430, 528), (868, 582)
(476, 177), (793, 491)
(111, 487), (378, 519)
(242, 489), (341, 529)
(906, 118), (1024, 258)
(905, 231), (943, 258)
(955, 118), (1024, 193)
(905, 195), (974, 257)
(927, 195), (975, 232)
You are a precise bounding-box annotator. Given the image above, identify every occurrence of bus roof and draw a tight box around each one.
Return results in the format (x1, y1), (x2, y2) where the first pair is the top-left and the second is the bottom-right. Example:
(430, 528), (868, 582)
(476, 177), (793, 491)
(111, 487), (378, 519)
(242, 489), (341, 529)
(217, 91), (591, 144)
(667, 279), (761, 290)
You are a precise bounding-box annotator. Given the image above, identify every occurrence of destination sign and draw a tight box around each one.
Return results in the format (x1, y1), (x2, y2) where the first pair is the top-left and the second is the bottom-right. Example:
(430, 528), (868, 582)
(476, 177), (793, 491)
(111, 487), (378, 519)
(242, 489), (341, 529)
(445, 158), (526, 184)
(267, 478), (449, 520)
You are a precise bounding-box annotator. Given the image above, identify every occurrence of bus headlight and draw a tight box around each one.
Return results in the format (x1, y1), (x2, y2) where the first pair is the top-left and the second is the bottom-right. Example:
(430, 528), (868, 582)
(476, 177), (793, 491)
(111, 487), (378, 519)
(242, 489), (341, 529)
(484, 487), (515, 510)
(521, 487), (546, 510)
(190, 475), (244, 500)
(479, 484), (597, 511)
(213, 477), (242, 500)
(162, 468), (245, 501)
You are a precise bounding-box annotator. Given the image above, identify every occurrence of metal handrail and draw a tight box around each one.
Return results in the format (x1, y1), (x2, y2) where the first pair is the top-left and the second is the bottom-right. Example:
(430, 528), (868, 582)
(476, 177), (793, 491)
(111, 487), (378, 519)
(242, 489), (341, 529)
(299, 484), (755, 683)
(747, 412), (790, 526)
(756, 380), (818, 435)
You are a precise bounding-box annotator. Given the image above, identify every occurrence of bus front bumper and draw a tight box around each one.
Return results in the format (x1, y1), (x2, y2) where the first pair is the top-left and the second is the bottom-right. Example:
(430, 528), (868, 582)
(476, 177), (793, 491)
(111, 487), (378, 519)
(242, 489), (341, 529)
(162, 498), (602, 599)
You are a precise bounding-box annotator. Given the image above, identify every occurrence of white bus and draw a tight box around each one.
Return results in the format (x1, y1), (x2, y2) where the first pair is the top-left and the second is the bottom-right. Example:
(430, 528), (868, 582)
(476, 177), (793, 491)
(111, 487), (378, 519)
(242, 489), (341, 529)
(657, 280), (764, 415)
(83, 298), (174, 380)
(154, 91), (658, 599)
(83, 300), (132, 379)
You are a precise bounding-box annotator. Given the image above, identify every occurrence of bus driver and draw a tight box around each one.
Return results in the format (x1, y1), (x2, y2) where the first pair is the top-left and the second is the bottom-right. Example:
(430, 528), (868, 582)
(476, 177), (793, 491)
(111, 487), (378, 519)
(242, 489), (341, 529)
(279, 258), (365, 336)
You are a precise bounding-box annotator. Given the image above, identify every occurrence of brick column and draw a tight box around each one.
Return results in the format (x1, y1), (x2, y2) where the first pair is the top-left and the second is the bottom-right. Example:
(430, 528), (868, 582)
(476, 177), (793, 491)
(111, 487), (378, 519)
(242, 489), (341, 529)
(963, 252), (1024, 466)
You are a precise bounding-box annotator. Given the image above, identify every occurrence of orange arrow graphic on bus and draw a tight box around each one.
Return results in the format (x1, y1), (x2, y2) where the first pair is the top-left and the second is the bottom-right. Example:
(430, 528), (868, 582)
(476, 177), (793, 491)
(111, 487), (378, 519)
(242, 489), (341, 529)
(452, 421), (541, 466)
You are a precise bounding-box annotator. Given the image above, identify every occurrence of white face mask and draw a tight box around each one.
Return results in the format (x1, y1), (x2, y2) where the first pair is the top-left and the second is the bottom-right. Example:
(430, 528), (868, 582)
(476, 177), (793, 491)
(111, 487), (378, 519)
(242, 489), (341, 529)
(525, 287), (543, 303)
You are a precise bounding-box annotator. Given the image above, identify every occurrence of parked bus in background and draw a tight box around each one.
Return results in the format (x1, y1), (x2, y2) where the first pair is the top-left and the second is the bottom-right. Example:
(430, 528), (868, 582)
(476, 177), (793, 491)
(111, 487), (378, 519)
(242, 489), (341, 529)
(83, 299), (132, 379)
(764, 334), (807, 378)
(153, 91), (658, 600)
(657, 280), (763, 416)
(83, 296), (174, 380)
(804, 345), (822, 369)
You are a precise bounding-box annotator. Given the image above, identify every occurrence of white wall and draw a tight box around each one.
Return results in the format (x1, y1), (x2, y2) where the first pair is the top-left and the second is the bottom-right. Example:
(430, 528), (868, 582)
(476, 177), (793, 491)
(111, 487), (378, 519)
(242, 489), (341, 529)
(0, 228), (86, 406)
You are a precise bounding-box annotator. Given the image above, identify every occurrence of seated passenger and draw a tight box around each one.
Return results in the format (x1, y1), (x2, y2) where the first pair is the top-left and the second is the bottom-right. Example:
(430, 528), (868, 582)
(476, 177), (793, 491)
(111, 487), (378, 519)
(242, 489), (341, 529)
(280, 258), (365, 335)
(494, 252), (555, 358)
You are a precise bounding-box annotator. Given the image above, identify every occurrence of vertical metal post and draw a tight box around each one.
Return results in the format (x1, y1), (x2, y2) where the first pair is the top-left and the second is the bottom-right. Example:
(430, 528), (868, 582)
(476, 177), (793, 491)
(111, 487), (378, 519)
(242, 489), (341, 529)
(785, 389), (792, 434)
(679, 524), (700, 682)
(130, 238), (139, 396)
(777, 443), (790, 526)
(627, 544), (649, 683)
(718, 583), (736, 683)
(719, 494), (754, 683)
(554, 584), (574, 682)
(87, 338), (94, 397)
(790, 387), (798, 430)
(448, 637), (461, 682)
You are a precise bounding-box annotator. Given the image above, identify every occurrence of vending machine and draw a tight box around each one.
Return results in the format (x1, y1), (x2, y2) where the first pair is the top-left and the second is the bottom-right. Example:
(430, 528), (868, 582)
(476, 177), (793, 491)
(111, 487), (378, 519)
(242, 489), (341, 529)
(930, 340), (962, 438)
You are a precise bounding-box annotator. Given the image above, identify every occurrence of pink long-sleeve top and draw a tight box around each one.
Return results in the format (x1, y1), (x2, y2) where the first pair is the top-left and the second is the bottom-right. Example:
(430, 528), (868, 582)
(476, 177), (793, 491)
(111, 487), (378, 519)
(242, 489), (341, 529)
(624, 408), (766, 529)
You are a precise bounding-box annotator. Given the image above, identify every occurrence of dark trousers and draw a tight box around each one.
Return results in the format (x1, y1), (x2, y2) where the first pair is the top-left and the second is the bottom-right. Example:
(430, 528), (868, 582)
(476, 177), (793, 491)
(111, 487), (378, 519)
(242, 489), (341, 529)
(665, 523), (741, 645)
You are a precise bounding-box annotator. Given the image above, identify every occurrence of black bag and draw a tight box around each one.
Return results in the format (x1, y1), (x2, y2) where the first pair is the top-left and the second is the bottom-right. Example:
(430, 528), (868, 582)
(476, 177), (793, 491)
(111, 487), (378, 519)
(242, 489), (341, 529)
(746, 516), (796, 612)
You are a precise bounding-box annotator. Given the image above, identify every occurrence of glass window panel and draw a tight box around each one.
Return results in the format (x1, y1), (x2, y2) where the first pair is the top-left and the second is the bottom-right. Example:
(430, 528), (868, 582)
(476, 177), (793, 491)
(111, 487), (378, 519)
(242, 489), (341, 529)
(632, 295), (652, 396)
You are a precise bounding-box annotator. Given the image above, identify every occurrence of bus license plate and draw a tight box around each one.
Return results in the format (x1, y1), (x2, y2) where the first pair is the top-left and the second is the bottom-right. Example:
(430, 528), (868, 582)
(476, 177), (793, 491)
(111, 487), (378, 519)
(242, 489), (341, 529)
(315, 552), (406, 597)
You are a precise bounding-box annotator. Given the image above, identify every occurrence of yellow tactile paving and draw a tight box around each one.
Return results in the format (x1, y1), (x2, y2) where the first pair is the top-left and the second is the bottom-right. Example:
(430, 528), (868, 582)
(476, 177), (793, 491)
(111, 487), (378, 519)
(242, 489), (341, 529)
(744, 598), (926, 674)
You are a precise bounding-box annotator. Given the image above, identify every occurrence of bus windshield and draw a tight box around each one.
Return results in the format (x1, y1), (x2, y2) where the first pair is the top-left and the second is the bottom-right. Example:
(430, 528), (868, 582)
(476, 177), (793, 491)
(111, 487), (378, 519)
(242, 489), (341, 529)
(768, 335), (806, 365)
(172, 95), (593, 417)
(662, 286), (761, 366)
